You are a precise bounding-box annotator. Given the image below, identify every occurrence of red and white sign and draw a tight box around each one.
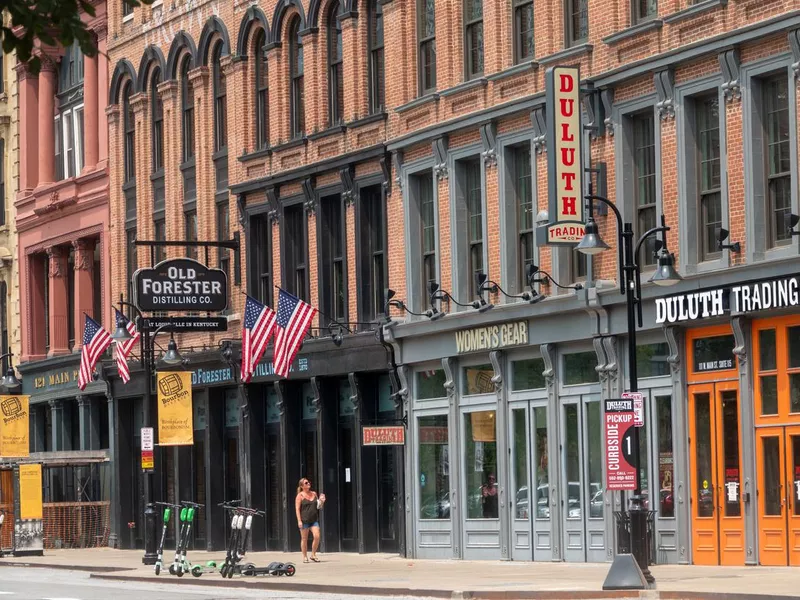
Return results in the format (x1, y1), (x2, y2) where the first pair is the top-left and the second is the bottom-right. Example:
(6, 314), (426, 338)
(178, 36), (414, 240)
(622, 392), (645, 428)
(362, 426), (405, 446)
(546, 65), (585, 245)
(605, 398), (637, 491)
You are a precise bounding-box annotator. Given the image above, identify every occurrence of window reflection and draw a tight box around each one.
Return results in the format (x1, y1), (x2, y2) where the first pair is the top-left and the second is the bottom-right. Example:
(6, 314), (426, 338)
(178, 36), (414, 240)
(418, 415), (450, 520)
(656, 395), (675, 518)
(464, 411), (497, 519)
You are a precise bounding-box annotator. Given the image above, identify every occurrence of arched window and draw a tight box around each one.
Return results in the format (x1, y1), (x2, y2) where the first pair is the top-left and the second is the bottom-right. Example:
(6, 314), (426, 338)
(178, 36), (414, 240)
(368, 0), (384, 114)
(151, 68), (164, 172)
(255, 30), (269, 150)
(123, 82), (135, 182)
(181, 56), (195, 162)
(212, 42), (227, 152)
(289, 17), (305, 138)
(328, 3), (343, 125)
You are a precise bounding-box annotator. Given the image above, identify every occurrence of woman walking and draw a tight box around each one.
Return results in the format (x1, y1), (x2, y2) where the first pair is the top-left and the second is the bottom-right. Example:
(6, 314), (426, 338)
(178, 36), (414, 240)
(295, 478), (326, 563)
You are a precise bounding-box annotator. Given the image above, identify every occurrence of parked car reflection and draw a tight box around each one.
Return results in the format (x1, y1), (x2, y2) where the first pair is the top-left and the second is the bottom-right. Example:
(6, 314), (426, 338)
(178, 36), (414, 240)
(514, 485), (550, 519)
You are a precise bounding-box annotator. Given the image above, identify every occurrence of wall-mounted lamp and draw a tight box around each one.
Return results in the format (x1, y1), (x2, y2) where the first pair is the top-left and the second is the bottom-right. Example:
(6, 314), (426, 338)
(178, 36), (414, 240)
(790, 214), (800, 237)
(472, 273), (494, 313)
(384, 288), (431, 321)
(527, 264), (583, 292)
(476, 270), (545, 305)
(717, 228), (741, 253)
(328, 320), (353, 347)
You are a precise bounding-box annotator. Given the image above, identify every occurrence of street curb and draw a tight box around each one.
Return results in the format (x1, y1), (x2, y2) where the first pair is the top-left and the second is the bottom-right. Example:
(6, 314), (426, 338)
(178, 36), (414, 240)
(0, 561), (136, 573)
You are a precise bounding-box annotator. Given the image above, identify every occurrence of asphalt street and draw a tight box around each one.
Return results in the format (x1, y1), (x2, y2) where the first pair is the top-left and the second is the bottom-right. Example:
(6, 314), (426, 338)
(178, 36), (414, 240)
(0, 567), (436, 600)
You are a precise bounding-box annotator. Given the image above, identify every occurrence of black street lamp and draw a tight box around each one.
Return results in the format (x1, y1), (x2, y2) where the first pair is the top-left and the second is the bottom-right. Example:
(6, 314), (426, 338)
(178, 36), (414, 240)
(0, 352), (21, 394)
(111, 296), (185, 564)
(577, 193), (681, 587)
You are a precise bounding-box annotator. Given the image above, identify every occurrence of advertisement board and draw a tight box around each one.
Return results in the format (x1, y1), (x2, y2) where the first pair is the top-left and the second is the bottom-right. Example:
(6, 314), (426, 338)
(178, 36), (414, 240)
(362, 426), (405, 446)
(0, 396), (29, 458)
(135, 258), (228, 312)
(605, 398), (637, 491)
(157, 372), (194, 446)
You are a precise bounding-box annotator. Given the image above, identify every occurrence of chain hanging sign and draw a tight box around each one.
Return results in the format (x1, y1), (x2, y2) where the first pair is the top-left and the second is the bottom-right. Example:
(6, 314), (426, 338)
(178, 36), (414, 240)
(134, 258), (228, 312)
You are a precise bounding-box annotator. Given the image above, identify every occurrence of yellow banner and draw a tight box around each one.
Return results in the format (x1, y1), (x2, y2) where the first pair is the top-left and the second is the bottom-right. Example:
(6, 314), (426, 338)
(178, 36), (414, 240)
(157, 372), (193, 446)
(19, 463), (42, 520)
(0, 395), (29, 457)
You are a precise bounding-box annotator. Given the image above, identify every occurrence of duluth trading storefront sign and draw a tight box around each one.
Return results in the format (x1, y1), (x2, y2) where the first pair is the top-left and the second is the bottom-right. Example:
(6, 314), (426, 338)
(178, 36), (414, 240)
(656, 275), (800, 324)
(135, 258), (228, 312)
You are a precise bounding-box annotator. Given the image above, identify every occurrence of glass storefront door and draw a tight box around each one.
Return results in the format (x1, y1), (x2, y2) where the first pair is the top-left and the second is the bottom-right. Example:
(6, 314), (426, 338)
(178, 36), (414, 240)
(688, 381), (744, 565)
(509, 403), (551, 561)
(415, 412), (451, 558)
(561, 395), (604, 562)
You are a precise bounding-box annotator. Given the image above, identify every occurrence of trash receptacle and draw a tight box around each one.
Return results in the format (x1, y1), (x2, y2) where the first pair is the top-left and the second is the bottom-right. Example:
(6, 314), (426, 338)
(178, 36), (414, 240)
(614, 509), (657, 564)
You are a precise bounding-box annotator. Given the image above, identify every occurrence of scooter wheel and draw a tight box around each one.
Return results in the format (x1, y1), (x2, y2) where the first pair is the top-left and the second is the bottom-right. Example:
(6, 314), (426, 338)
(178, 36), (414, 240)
(176, 568), (184, 577)
(219, 564), (228, 578)
(284, 564), (296, 577)
(154, 564), (161, 576)
(168, 564), (176, 575)
(191, 566), (203, 578)
(241, 566), (255, 576)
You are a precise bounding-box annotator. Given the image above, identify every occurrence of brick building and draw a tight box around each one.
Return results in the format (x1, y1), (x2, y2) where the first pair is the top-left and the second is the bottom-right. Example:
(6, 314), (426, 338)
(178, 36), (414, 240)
(107, 0), (800, 566)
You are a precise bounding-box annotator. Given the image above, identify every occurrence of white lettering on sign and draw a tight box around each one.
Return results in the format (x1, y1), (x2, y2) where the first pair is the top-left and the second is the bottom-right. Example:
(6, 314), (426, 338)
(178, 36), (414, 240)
(141, 427), (154, 451)
(454, 321), (529, 354)
(607, 423), (619, 471)
(726, 481), (739, 503)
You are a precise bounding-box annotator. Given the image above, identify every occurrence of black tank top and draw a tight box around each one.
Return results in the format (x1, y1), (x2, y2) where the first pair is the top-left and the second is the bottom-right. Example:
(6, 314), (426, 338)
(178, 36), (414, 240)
(300, 495), (319, 524)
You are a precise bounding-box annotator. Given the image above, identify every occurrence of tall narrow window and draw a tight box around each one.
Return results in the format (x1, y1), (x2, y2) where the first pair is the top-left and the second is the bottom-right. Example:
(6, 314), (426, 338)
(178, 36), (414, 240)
(251, 216), (272, 306)
(514, 144), (534, 286)
(514, 0), (534, 63)
(217, 202), (231, 312)
(123, 83), (136, 182)
(418, 172), (437, 303)
(181, 57), (195, 162)
(123, 1), (133, 17)
(358, 185), (387, 323)
(463, 159), (483, 297)
(0, 139), (6, 227)
(567, 0), (588, 45)
(633, 0), (657, 23)
(212, 42), (227, 153)
(126, 229), (137, 318)
(289, 18), (305, 138)
(185, 211), (198, 260)
(464, 0), (483, 79)
(418, 0), (436, 94)
(56, 42), (84, 180)
(633, 113), (656, 266)
(255, 30), (269, 150)
(765, 75), (791, 248)
(154, 220), (166, 263)
(151, 68), (164, 172)
(321, 196), (345, 323)
(328, 3), (344, 126)
(368, 0), (385, 114)
(697, 96), (721, 261)
(284, 204), (308, 301)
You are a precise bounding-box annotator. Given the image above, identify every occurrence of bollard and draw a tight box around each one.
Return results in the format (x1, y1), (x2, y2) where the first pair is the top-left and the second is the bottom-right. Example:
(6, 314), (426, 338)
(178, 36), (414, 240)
(142, 503), (158, 565)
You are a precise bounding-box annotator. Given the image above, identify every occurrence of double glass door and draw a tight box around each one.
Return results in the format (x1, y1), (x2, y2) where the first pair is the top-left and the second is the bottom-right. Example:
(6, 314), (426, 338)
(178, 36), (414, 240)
(688, 381), (745, 565)
(756, 426), (800, 565)
(509, 402), (551, 561)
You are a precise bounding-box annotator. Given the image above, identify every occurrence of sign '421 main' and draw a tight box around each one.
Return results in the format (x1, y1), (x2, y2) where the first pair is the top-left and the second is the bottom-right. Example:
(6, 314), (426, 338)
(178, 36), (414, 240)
(134, 258), (228, 312)
(545, 65), (585, 245)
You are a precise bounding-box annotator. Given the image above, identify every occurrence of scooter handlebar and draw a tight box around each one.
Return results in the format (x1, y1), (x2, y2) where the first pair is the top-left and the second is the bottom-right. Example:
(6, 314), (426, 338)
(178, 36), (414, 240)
(155, 501), (182, 508)
(181, 500), (203, 507)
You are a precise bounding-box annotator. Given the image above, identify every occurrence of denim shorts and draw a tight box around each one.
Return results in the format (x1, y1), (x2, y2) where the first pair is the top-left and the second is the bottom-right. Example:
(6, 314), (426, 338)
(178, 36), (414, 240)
(302, 521), (319, 529)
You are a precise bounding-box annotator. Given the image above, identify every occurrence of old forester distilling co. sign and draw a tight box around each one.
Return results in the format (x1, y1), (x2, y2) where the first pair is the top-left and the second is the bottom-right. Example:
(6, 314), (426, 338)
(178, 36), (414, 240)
(135, 258), (228, 312)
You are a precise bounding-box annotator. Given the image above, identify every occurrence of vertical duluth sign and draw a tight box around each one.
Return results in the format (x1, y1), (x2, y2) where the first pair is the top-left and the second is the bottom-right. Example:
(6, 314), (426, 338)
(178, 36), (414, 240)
(134, 258), (228, 312)
(545, 65), (585, 244)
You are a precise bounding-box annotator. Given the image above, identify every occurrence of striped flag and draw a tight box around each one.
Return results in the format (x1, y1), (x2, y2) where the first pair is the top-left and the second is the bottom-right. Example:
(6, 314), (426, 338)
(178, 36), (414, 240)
(114, 309), (140, 384)
(241, 295), (277, 383)
(272, 289), (317, 378)
(78, 315), (113, 391)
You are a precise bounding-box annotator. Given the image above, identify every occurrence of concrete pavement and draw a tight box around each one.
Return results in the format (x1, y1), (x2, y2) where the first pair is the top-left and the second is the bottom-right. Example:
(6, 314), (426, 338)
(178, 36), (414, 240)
(1, 549), (799, 599)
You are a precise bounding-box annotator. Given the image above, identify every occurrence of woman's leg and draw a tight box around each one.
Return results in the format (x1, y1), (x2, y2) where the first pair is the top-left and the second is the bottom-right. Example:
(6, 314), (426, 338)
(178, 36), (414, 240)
(310, 525), (321, 558)
(300, 527), (309, 560)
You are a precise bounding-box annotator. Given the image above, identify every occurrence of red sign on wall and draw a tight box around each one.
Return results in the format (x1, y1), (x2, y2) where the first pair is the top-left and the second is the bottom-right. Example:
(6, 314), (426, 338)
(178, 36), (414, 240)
(362, 426), (405, 446)
(605, 399), (637, 491)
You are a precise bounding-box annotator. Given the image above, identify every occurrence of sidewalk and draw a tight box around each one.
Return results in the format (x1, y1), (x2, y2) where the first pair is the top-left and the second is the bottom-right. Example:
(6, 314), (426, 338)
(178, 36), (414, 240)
(1, 549), (799, 599)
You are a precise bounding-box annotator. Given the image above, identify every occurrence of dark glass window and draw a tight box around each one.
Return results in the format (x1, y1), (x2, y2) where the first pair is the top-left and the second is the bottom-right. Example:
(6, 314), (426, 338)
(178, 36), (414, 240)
(463, 158), (483, 298)
(126, 228), (137, 318)
(514, 0), (534, 63)
(185, 211), (198, 260)
(358, 184), (387, 323)
(56, 46), (85, 182)
(284, 204), (308, 302)
(123, 0), (133, 17)
(563, 351), (598, 384)
(289, 18), (305, 138)
(633, 112), (657, 266)
(416, 171), (437, 308)
(368, 0), (385, 113)
(217, 202), (231, 312)
(321, 196), (346, 323)
(765, 75), (791, 248)
(180, 56), (195, 162)
(656, 395), (674, 518)
(633, 0), (657, 23)
(0, 138), (5, 227)
(636, 342), (670, 378)
(567, 0), (588, 45)
(692, 335), (735, 373)
(514, 144), (534, 288)
(697, 96), (721, 260)
(123, 83), (136, 182)
(464, 0), (483, 78)
(212, 42), (227, 152)
(418, 0), (436, 94)
(512, 358), (545, 390)
(463, 364), (494, 395)
(416, 370), (446, 399)
(151, 68), (164, 172)
(154, 220), (166, 264)
(252, 216), (272, 306)
(255, 30), (269, 150)
(328, 3), (344, 126)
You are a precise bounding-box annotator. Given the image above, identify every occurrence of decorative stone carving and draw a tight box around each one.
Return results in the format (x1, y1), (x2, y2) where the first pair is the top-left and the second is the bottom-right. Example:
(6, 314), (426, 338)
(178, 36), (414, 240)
(732, 315), (748, 367)
(266, 187), (281, 224)
(593, 336), (608, 385)
(348, 372), (361, 410)
(442, 357), (456, 404)
(602, 336), (618, 378)
(719, 48), (742, 102)
(72, 240), (93, 272)
(395, 365), (410, 410)
(654, 69), (675, 120)
(789, 30), (800, 85)
(530, 107), (547, 153)
(392, 151), (404, 192)
(432, 137), (448, 180)
(46, 247), (65, 279)
(664, 325), (681, 376)
(274, 381), (286, 416)
(489, 350), (503, 396)
(302, 178), (317, 215)
(540, 343), (555, 385)
(340, 166), (355, 207)
(479, 122), (497, 168)
(380, 152), (392, 195)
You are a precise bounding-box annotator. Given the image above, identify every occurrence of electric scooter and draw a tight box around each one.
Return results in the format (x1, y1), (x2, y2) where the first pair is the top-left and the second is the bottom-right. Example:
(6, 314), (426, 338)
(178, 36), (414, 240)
(154, 502), (181, 575)
(225, 506), (264, 579)
(218, 500), (243, 578)
(240, 561), (296, 577)
(168, 505), (190, 577)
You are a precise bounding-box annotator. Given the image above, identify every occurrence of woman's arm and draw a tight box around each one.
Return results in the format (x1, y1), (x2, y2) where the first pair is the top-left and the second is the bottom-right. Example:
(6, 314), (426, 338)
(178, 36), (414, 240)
(295, 494), (303, 525)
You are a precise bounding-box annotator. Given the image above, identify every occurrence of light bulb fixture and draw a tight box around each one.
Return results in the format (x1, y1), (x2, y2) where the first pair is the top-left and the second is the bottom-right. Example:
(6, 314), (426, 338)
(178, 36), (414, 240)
(717, 228), (741, 253)
(383, 288), (430, 319)
(527, 263), (583, 291)
(328, 320), (353, 347)
(790, 214), (800, 237)
(472, 273), (494, 313)
(476, 271), (546, 305)
(160, 335), (184, 367)
(111, 321), (134, 342)
(648, 251), (683, 287)
(576, 216), (611, 256)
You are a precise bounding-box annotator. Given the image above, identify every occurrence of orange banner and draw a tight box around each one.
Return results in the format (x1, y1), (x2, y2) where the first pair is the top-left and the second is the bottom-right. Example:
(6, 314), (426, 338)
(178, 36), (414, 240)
(19, 464), (42, 520)
(157, 372), (194, 446)
(0, 395), (29, 457)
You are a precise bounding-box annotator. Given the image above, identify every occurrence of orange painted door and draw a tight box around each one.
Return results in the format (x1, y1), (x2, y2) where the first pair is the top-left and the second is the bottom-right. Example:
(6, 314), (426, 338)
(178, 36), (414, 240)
(688, 382), (745, 565)
(757, 427), (787, 565)
(785, 427), (800, 566)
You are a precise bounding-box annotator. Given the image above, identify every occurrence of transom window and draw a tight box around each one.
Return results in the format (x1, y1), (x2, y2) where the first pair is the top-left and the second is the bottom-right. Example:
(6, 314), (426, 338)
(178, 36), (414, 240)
(464, 0), (484, 79)
(765, 75), (791, 248)
(417, 0), (436, 94)
(697, 95), (721, 261)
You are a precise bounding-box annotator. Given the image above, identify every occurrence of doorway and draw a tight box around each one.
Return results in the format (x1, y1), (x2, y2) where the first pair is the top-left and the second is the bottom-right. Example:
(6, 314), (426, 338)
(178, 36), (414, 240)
(688, 381), (745, 565)
(755, 426), (800, 565)
(509, 402), (551, 561)
(338, 380), (358, 552)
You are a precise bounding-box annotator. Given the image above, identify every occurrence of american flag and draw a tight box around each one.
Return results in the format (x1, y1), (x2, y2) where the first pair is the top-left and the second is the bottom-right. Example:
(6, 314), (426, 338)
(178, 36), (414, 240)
(241, 295), (277, 383)
(273, 289), (317, 378)
(114, 309), (140, 383)
(78, 315), (113, 391)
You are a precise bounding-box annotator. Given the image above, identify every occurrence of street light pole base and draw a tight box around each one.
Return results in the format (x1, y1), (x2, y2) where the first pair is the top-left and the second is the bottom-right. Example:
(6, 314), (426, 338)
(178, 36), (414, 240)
(602, 554), (649, 590)
(142, 552), (158, 565)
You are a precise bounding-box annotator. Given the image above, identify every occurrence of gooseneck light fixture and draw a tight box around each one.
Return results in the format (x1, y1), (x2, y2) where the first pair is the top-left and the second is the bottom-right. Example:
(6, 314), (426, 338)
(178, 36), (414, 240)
(717, 228), (741, 254)
(383, 288), (431, 321)
(475, 270), (546, 305)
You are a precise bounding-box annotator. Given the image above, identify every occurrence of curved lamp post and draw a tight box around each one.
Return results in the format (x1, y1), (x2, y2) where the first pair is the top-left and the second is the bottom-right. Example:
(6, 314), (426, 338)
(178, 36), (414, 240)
(577, 193), (681, 586)
(0, 352), (21, 394)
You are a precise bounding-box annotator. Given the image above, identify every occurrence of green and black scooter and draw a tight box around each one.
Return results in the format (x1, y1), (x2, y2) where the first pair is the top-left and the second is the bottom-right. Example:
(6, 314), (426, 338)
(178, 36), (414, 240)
(176, 501), (221, 578)
(169, 501), (201, 576)
(154, 501), (181, 575)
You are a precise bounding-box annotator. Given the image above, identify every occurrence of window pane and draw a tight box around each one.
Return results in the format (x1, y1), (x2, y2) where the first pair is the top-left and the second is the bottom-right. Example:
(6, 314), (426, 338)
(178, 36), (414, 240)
(418, 415), (450, 520)
(692, 335), (735, 373)
(634, 113), (657, 266)
(462, 364), (494, 395)
(759, 329), (777, 371)
(417, 369), (446, 399)
(761, 375), (778, 415)
(657, 395), (674, 517)
(791, 374), (800, 413)
(636, 342), (670, 378)
(515, 3), (534, 62)
(533, 406), (549, 519)
(512, 409), (528, 519)
(565, 404), (581, 518)
(721, 390), (740, 517)
(512, 358), (545, 390)
(563, 351), (598, 384)
(587, 402), (603, 518)
(464, 410), (497, 519)
(694, 392), (714, 517)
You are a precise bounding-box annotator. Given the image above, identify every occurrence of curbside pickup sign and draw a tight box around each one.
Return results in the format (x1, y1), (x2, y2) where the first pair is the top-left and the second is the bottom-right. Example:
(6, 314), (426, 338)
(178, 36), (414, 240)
(605, 398), (637, 491)
(135, 258), (228, 312)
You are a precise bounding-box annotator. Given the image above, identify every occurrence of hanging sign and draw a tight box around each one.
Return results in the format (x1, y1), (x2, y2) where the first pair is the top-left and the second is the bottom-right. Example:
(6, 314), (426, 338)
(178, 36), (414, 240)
(134, 258), (228, 312)
(605, 398), (637, 491)
(623, 392), (645, 428)
(19, 464), (42, 520)
(0, 395), (29, 458)
(362, 426), (405, 446)
(157, 372), (194, 446)
(140, 317), (228, 332)
(545, 65), (585, 245)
